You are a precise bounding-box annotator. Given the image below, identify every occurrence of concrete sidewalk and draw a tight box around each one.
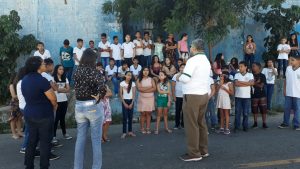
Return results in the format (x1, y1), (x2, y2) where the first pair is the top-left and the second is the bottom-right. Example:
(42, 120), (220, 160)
(1, 113), (300, 169)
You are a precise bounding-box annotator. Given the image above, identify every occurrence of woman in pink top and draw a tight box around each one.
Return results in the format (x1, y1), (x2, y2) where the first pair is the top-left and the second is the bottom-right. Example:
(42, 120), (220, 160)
(178, 33), (189, 62)
(213, 53), (226, 78)
(137, 67), (156, 134)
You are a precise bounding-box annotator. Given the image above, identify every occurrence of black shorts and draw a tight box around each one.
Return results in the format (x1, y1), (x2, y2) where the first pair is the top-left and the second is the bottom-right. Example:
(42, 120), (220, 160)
(251, 97), (267, 114)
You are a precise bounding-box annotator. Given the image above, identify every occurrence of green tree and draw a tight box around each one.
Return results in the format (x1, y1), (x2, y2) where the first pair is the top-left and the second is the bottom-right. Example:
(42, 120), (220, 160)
(254, 1), (300, 61)
(0, 10), (37, 104)
(164, 0), (252, 61)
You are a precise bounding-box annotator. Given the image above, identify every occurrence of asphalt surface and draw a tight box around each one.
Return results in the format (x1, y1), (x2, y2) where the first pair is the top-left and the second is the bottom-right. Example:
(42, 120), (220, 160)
(1, 113), (300, 169)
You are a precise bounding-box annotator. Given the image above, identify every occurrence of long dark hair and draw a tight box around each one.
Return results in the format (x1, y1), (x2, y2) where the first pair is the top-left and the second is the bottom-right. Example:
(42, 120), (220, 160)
(214, 53), (226, 69)
(8, 72), (17, 91)
(246, 35), (254, 43)
(158, 71), (168, 85)
(138, 67), (150, 82)
(53, 64), (66, 82)
(152, 55), (160, 66)
(230, 57), (239, 70)
(221, 71), (230, 84)
(289, 33), (298, 46)
(124, 71), (133, 94)
(264, 58), (274, 68)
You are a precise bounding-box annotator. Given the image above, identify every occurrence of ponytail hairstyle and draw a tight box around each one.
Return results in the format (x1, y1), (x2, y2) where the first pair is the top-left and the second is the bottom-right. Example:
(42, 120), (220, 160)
(124, 71), (133, 94)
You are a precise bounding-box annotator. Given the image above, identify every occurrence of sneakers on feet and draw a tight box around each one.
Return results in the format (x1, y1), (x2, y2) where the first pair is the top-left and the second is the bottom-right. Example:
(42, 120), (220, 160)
(49, 153), (60, 160)
(52, 142), (63, 148)
(173, 126), (179, 130)
(224, 129), (230, 135)
(20, 148), (26, 154)
(121, 133), (126, 139)
(278, 123), (289, 129)
(180, 154), (202, 162)
(217, 128), (224, 133)
(251, 122), (258, 129)
(63, 134), (72, 140)
(201, 153), (210, 158)
(52, 137), (58, 143)
(294, 126), (300, 131)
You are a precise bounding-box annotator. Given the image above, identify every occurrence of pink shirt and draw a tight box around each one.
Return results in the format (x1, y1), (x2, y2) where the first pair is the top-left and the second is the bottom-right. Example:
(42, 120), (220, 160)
(178, 40), (188, 52)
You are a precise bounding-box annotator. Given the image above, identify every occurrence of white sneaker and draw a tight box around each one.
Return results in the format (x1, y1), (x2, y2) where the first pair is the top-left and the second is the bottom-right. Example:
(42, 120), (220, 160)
(63, 134), (72, 140)
(52, 137), (58, 143)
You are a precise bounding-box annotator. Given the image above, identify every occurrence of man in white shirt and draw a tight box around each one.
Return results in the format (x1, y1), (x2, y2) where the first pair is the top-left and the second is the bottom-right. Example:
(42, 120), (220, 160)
(143, 32), (153, 67)
(105, 58), (119, 96)
(110, 36), (122, 68)
(121, 34), (136, 66)
(33, 42), (51, 60)
(73, 39), (86, 67)
(129, 57), (142, 81)
(98, 33), (111, 68)
(176, 39), (211, 162)
(133, 31), (144, 66)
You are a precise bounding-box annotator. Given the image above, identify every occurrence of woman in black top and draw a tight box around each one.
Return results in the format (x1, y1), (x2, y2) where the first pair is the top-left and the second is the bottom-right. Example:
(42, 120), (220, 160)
(289, 33), (299, 57)
(73, 49), (106, 169)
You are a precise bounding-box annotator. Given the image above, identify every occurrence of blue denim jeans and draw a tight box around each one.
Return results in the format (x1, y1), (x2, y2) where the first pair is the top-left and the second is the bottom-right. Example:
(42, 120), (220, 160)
(64, 67), (73, 85)
(108, 76), (119, 95)
(74, 100), (104, 169)
(283, 96), (300, 128)
(265, 84), (274, 110)
(235, 98), (251, 129)
(122, 99), (134, 133)
(205, 98), (218, 127)
(115, 60), (122, 68)
(144, 55), (152, 68)
(244, 53), (255, 69)
(20, 109), (29, 149)
(277, 59), (288, 76)
(101, 57), (110, 68)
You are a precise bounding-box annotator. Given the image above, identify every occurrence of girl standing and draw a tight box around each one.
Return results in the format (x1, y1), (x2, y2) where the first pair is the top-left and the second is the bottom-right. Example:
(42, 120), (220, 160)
(155, 71), (172, 134)
(137, 67), (156, 134)
(229, 57), (239, 77)
(154, 36), (165, 62)
(262, 59), (278, 111)
(288, 33), (299, 57)
(102, 85), (112, 142)
(244, 35), (256, 69)
(162, 57), (177, 80)
(150, 55), (162, 82)
(165, 33), (177, 63)
(8, 73), (23, 139)
(53, 65), (72, 142)
(217, 71), (234, 135)
(120, 71), (136, 138)
(178, 33), (189, 63)
(213, 53), (226, 79)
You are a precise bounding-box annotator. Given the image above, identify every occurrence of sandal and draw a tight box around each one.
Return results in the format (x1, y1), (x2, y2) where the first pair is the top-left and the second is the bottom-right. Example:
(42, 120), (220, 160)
(146, 128), (151, 134)
(121, 133), (127, 139)
(154, 130), (159, 135)
(128, 132), (136, 137)
(165, 129), (172, 133)
(141, 129), (146, 134)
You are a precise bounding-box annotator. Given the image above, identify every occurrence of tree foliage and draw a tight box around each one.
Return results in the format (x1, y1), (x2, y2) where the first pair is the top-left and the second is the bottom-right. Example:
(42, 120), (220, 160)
(0, 10), (37, 104)
(254, 2), (300, 61)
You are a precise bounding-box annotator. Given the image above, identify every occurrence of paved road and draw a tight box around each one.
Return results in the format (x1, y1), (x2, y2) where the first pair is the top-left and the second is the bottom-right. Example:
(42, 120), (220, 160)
(1, 113), (300, 169)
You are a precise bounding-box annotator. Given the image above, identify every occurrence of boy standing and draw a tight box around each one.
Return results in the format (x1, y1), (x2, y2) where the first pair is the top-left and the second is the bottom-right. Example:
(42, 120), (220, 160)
(129, 57), (142, 81)
(277, 37), (291, 78)
(34, 42), (51, 60)
(234, 61), (254, 132)
(278, 54), (300, 130)
(73, 38), (86, 69)
(98, 33), (111, 68)
(143, 32), (153, 67)
(133, 31), (144, 66)
(59, 39), (74, 83)
(105, 58), (118, 96)
(110, 36), (122, 68)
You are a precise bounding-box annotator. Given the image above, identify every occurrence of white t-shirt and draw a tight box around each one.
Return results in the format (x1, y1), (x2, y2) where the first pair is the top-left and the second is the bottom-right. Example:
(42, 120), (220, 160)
(55, 78), (69, 102)
(34, 50), (51, 60)
(98, 41), (111, 58)
(110, 43), (122, 60)
(262, 68), (277, 84)
(277, 44), (291, 60)
(130, 64), (142, 76)
(105, 65), (118, 76)
(122, 42), (135, 58)
(133, 39), (144, 55)
(234, 72), (254, 98)
(73, 47), (86, 65)
(120, 81), (136, 99)
(172, 73), (183, 98)
(118, 66), (129, 76)
(285, 66), (300, 98)
(16, 80), (26, 110)
(208, 77), (214, 96)
(179, 53), (211, 95)
(143, 39), (152, 56)
(41, 72), (54, 82)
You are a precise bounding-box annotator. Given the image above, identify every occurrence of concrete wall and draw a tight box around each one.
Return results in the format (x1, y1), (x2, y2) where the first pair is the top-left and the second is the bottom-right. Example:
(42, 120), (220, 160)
(0, 0), (123, 64)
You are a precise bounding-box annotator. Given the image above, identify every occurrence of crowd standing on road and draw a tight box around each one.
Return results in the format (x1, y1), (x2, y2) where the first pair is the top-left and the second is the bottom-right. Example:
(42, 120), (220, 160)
(6, 31), (300, 168)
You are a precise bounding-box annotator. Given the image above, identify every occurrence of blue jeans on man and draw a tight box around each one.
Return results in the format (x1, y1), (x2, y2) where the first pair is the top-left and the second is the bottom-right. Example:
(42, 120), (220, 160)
(282, 96), (300, 128)
(205, 98), (218, 128)
(64, 67), (73, 85)
(74, 100), (104, 169)
(244, 53), (255, 69)
(101, 57), (110, 68)
(265, 84), (274, 110)
(235, 98), (251, 130)
(278, 59), (288, 77)
(115, 60), (122, 68)
(108, 75), (119, 95)
(144, 55), (152, 67)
